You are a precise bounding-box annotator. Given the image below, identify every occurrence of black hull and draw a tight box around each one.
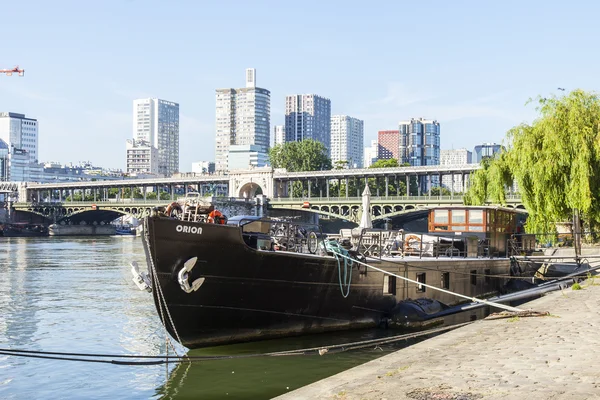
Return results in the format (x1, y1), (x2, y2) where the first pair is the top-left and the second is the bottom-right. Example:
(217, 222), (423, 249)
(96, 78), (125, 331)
(142, 216), (396, 348)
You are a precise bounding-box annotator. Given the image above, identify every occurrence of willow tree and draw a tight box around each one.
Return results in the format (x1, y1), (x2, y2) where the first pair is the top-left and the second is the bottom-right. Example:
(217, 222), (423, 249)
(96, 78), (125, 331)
(465, 89), (600, 234)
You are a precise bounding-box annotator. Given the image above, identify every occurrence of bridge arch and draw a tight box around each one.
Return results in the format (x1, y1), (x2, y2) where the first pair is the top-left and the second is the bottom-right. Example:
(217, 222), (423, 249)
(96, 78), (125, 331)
(238, 182), (263, 198)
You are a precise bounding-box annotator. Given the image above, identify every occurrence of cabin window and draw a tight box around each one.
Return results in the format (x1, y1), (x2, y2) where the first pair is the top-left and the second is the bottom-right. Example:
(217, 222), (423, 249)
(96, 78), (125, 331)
(451, 225), (466, 232)
(383, 275), (396, 295)
(470, 270), (477, 285)
(433, 210), (449, 224)
(451, 210), (466, 224)
(468, 210), (483, 224)
(468, 226), (484, 232)
(485, 269), (491, 284)
(441, 272), (450, 289)
(416, 273), (426, 292)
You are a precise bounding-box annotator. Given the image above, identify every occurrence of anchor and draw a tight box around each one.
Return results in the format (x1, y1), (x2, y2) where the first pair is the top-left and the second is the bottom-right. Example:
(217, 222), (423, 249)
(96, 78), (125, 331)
(178, 257), (205, 293)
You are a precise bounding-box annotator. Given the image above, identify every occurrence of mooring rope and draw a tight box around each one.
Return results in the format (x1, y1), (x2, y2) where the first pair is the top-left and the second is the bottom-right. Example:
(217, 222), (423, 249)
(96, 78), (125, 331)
(0, 321), (474, 365)
(334, 252), (524, 313)
(324, 240), (353, 297)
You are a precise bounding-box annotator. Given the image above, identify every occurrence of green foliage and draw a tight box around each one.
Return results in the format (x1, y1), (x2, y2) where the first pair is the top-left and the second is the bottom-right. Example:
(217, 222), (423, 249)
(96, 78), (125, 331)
(333, 160), (349, 170)
(464, 89), (600, 233)
(269, 140), (332, 172)
(429, 186), (452, 196)
(572, 282), (582, 290)
(146, 192), (158, 200)
(369, 158), (399, 168)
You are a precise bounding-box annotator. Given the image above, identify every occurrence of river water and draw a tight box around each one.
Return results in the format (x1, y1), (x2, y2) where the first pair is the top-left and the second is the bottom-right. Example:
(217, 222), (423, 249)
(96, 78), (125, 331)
(0, 236), (465, 399)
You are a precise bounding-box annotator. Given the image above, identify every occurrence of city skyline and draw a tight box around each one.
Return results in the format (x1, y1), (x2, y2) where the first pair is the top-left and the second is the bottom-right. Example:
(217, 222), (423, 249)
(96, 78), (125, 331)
(2, 1), (599, 170)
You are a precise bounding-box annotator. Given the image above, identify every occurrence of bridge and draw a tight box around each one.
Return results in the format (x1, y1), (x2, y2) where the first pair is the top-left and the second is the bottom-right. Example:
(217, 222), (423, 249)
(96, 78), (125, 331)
(3, 164), (523, 224)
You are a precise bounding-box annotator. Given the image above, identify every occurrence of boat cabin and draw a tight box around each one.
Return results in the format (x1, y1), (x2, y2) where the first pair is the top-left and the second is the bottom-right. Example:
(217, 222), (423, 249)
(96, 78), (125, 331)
(427, 206), (527, 256)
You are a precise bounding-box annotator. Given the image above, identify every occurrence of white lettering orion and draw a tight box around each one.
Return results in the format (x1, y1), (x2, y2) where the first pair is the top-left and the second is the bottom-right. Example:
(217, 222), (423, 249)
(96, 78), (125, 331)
(176, 225), (203, 235)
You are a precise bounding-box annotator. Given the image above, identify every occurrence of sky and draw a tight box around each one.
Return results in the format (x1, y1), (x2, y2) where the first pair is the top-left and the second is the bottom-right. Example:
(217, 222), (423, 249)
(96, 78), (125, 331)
(1, 0), (599, 171)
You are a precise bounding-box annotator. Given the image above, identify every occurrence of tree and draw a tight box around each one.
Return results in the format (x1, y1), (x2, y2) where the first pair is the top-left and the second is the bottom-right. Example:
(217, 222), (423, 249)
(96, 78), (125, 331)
(369, 158), (399, 169)
(465, 89), (600, 234)
(269, 140), (332, 172)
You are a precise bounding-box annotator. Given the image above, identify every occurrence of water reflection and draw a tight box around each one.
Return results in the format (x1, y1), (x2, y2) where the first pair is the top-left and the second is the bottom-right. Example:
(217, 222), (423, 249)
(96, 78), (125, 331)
(0, 237), (173, 400)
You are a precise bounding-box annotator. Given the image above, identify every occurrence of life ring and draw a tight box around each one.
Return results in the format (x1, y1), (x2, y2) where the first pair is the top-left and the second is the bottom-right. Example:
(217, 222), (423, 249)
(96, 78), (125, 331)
(165, 202), (182, 218)
(404, 234), (421, 251)
(208, 209), (225, 224)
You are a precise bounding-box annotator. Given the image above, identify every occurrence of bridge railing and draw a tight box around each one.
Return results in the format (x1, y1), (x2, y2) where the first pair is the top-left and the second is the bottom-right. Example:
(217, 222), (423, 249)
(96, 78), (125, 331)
(269, 194), (522, 203)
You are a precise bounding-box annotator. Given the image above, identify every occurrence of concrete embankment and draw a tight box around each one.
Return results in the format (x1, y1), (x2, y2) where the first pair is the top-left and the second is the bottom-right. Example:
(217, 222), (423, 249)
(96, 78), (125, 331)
(276, 278), (600, 400)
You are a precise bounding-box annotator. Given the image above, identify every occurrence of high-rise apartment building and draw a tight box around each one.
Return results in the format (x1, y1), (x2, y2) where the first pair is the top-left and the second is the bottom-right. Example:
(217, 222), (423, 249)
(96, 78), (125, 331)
(0, 112), (42, 181)
(399, 118), (440, 193)
(474, 143), (503, 163)
(330, 115), (364, 168)
(398, 118), (440, 166)
(273, 125), (285, 146)
(131, 98), (179, 176)
(284, 94), (331, 151)
(377, 130), (400, 160)
(215, 68), (270, 173)
(364, 139), (379, 167)
(440, 148), (472, 192)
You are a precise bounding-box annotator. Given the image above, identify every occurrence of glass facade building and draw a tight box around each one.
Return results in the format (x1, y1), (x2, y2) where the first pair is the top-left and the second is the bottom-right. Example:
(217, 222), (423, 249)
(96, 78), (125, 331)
(399, 118), (441, 192)
(474, 143), (503, 163)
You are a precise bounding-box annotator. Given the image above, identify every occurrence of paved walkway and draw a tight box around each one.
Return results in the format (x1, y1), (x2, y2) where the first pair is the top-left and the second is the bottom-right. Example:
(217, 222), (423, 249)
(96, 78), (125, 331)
(276, 278), (600, 400)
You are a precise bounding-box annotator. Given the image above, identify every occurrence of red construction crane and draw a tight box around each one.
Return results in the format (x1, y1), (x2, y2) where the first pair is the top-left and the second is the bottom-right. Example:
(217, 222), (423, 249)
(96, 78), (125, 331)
(0, 66), (24, 76)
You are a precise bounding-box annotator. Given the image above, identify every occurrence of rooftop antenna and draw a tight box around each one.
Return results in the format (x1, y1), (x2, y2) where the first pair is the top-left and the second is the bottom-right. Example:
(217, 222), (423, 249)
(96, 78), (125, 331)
(0, 66), (25, 77)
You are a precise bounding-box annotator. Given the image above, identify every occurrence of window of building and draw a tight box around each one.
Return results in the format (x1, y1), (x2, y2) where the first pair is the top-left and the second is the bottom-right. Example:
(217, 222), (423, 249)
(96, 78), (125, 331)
(416, 273), (426, 292)
(383, 275), (396, 295)
(441, 272), (450, 289)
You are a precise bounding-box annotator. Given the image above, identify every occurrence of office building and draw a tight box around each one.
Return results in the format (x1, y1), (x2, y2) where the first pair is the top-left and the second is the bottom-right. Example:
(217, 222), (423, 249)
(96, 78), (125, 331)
(364, 139), (378, 167)
(215, 68), (270, 173)
(330, 115), (364, 168)
(474, 143), (503, 163)
(131, 98), (179, 176)
(399, 118), (441, 193)
(228, 144), (269, 170)
(440, 148), (472, 192)
(0, 112), (41, 181)
(284, 94), (331, 151)
(377, 130), (400, 160)
(273, 125), (285, 146)
(126, 139), (159, 176)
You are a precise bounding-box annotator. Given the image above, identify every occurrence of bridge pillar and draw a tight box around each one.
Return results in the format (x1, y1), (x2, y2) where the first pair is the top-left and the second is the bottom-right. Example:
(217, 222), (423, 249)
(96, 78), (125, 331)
(385, 176), (388, 197)
(326, 179), (329, 198)
(308, 179), (311, 198)
(345, 178), (349, 198)
(405, 176), (409, 196)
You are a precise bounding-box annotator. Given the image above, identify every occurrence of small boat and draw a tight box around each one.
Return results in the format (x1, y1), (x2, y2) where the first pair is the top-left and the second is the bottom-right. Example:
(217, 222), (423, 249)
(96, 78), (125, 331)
(115, 225), (136, 236)
(1, 223), (49, 237)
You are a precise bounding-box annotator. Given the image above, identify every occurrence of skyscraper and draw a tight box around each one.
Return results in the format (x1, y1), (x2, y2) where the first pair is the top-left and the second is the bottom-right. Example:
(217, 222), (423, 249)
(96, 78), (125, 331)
(330, 115), (364, 168)
(399, 118), (440, 166)
(215, 68), (270, 173)
(377, 130), (400, 160)
(131, 98), (179, 176)
(284, 94), (331, 151)
(0, 112), (41, 181)
(399, 118), (440, 193)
